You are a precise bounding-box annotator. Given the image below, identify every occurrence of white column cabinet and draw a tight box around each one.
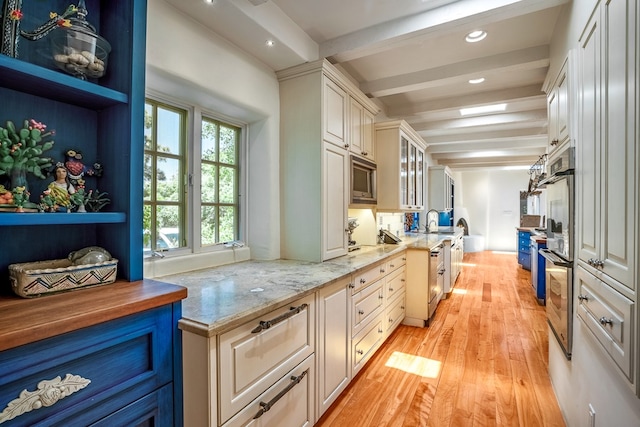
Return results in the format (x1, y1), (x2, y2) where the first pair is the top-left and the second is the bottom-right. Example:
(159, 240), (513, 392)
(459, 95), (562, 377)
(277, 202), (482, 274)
(576, 0), (638, 396)
(317, 276), (351, 417)
(577, 0), (636, 290)
(375, 120), (427, 212)
(278, 59), (379, 262)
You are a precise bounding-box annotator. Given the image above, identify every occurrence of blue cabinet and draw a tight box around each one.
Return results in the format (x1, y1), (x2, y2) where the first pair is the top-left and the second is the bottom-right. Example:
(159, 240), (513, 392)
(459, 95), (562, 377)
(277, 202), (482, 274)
(517, 230), (531, 270)
(0, 302), (183, 427)
(0, 0), (147, 285)
(530, 237), (546, 304)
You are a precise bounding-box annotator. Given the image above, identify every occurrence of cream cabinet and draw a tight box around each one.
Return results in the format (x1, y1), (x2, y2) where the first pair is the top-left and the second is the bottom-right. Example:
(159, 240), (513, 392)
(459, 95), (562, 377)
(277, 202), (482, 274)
(428, 165), (454, 213)
(375, 120), (427, 212)
(576, 0), (638, 395)
(317, 276), (351, 417)
(278, 59), (379, 262)
(349, 98), (376, 161)
(577, 0), (636, 290)
(545, 54), (572, 155)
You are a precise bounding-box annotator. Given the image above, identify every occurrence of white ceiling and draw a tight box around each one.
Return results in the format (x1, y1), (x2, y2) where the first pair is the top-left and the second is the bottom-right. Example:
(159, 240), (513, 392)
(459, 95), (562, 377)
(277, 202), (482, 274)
(163, 0), (569, 170)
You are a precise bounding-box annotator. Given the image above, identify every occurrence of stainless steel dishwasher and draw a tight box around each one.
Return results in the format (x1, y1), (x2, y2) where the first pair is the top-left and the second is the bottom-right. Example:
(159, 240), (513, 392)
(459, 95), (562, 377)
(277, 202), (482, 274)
(429, 244), (444, 321)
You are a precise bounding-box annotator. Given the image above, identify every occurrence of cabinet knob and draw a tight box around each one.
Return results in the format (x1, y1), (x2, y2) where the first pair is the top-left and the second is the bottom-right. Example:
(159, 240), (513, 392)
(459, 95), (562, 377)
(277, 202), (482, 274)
(599, 317), (613, 326)
(357, 349), (364, 355)
(344, 144), (350, 148)
(390, 263), (395, 268)
(551, 139), (559, 146)
(358, 309), (365, 315)
(389, 287), (394, 292)
(360, 278), (366, 284)
(380, 268), (385, 273)
(389, 317), (393, 323)
(378, 328), (383, 334)
(578, 294), (589, 302)
(348, 283), (355, 289)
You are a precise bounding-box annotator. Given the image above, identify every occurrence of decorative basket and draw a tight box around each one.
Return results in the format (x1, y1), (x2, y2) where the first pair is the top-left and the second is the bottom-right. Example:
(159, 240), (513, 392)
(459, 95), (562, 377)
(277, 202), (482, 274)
(9, 258), (118, 298)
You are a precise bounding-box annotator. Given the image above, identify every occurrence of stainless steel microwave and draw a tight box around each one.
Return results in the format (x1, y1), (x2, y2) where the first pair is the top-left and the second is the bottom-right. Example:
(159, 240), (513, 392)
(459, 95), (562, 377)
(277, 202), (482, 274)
(351, 156), (377, 205)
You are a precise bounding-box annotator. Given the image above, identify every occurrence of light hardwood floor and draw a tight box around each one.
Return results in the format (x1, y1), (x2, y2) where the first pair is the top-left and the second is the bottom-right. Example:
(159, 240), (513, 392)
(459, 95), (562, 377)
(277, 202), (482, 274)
(316, 250), (566, 427)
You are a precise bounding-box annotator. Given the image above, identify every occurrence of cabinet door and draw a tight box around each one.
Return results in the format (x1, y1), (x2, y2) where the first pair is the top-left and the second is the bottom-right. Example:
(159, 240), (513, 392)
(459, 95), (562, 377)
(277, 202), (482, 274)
(362, 108), (375, 161)
(547, 85), (559, 151)
(400, 136), (409, 207)
(407, 143), (417, 209)
(317, 277), (351, 416)
(599, 0), (636, 288)
(577, 9), (600, 266)
(323, 77), (348, 148)
(556, 64), (570, 147)
(323, 143), (349, 260)
(415, 148), (425, 209)
(349, 98), (364, 156)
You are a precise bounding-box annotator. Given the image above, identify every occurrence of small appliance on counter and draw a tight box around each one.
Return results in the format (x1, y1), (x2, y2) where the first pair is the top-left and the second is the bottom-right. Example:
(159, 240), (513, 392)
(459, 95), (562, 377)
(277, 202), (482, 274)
(347, 217), (360, 251)
(426, 209), (439, 233)
(379, 229), (402, 244)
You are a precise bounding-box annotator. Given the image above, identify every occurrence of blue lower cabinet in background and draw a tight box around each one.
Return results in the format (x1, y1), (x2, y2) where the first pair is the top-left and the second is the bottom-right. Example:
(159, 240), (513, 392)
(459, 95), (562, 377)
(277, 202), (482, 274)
(517, 230), (531, 271)
(530, 237), (547, 304)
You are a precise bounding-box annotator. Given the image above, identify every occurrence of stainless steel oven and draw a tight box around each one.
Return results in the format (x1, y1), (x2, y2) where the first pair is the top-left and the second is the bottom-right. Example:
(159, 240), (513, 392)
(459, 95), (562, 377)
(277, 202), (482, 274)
(428, 244), (444, 322)
(540, 146), (574, 359)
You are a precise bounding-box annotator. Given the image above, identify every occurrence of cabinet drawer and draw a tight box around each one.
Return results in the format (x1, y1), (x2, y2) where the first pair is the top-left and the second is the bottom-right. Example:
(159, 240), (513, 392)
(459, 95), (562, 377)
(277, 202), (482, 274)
(386, 292), (406, 335)
(351, 280), (384, 337)
(352, 315), (385, 376)
(219, 294), (315, 424)
(577, 269), (634, 379)
(0, 306), (174, 427)
(352, 263), (386, 294)
(386, 253), (406, 274)
(518, 252), (531, 269)
(222, 355), (315, 427)
(385, 266), (406, 303)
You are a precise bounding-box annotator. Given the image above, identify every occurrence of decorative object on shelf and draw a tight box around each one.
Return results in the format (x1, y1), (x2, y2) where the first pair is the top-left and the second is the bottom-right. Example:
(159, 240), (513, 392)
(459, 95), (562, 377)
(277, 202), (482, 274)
(0, 0), (78, 58)
(84, 189), (109, 212)
(64, 148), (102, 185)
(50, 0), (111, 80)
(9, 246), (117, 297)
(39, 163), (74, 212)
(0, 119), (55, 192)
(10, 185), (28, 211)
(0, 373), (91, 423)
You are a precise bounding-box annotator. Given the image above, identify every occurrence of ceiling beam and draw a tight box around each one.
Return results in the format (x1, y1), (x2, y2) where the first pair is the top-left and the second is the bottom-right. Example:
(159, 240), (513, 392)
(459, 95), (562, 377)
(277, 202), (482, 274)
(411, 109), (548, 132)
(424, 126), (547, 144)
(427, 136), (547, 153)
(361, 45), (549, 97)
(319, 0), (569, 62)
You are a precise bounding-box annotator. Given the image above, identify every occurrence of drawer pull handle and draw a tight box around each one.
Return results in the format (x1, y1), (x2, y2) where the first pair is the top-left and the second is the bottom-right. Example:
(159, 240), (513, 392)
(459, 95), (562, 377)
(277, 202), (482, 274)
(599, 317), (613, 326)
(356, 349), (364, 355)
(348, 283), (355, 289)
(251, 303), (308, 333)
(253, 370), (308, 420)
(389, 287), (394, 292)
(577, 294), (589, 302)
(0, 374), (91, 423)
(360, 278), (366, 284)
(358, 309), (365, 315)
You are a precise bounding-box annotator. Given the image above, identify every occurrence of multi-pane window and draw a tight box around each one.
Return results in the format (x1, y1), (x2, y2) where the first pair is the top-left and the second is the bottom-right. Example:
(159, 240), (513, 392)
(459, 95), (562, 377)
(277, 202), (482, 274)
(143, 97), (241, 254)
(201, 118), (239, 246)
(143, 101), (186, 251)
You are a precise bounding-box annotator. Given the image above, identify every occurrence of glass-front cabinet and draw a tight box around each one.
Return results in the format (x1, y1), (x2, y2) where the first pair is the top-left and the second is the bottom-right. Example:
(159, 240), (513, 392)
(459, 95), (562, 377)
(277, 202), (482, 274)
(376, 120), (427, 212)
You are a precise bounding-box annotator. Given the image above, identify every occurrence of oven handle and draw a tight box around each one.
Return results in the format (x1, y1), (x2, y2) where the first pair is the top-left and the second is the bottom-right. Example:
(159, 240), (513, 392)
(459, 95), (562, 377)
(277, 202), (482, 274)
(539, 249), (572, 267)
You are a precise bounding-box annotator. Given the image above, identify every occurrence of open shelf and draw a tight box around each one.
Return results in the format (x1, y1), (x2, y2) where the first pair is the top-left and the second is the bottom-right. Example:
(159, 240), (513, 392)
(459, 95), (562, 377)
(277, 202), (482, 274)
(0, 212), (126, 226)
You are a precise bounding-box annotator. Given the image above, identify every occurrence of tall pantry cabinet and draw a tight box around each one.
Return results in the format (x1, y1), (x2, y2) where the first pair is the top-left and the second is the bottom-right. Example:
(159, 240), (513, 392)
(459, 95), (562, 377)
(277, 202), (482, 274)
(575, 0), (638, 394)
(278, 59), (379, 262)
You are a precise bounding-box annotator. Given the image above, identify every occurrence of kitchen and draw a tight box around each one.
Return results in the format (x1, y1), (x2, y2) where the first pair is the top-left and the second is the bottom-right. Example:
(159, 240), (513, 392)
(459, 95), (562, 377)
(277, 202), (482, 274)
(0, 0), (638, 426)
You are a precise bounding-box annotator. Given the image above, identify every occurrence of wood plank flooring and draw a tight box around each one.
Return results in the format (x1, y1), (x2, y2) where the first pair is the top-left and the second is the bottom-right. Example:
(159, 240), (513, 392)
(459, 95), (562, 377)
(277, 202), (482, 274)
(316, 250), (566, 427)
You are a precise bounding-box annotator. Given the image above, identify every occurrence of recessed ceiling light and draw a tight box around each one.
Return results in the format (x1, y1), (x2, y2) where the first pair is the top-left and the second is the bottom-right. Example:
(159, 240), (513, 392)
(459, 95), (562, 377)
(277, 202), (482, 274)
(468, 77), (485, 84)
(265, 39), (275, 47)
(465, 30), (487, 43)
(460, 103), (506, 116)
(204, 0), (214, 4)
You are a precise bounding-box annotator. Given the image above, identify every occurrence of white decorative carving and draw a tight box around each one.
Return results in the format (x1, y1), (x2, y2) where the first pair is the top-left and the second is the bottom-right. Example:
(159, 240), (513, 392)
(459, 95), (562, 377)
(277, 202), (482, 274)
(0, 373), (91, 423)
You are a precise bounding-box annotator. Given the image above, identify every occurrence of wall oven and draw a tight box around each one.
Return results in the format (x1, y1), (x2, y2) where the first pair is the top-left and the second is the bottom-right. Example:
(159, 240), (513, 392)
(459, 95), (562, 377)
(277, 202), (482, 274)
(539, 147), (574, 359)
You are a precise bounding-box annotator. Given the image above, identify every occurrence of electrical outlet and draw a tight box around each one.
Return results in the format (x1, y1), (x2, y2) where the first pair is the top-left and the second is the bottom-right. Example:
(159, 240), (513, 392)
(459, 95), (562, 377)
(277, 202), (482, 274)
(588, 403), (596, 427)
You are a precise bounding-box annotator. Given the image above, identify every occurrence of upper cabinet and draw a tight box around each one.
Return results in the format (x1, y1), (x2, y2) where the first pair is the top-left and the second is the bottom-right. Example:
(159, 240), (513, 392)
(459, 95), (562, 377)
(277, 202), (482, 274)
(545, 53), (573, 156)
(375, 120), (426, 212)
(0, 0), (147, 285)
(278, 59), (379, 262)
(428, 165), (454, 213)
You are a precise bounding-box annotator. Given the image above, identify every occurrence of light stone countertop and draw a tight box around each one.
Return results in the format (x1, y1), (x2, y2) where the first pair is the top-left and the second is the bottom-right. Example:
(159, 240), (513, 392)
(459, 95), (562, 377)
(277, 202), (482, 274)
(159, 231), (461, 337)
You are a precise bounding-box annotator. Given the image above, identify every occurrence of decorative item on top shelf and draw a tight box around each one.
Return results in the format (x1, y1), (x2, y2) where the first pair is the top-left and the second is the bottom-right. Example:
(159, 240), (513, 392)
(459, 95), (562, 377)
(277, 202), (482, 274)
(64, 148), (102, 185)
(49, 0), (111, 80)
(0, 119), (55, 192)
(0, 0), (79, 58)
(9, 246), (117, 298)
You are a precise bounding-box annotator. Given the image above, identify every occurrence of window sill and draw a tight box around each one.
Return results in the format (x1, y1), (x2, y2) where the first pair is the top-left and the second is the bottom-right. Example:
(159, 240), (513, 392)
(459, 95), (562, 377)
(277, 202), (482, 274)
(143, 247), (251, 278)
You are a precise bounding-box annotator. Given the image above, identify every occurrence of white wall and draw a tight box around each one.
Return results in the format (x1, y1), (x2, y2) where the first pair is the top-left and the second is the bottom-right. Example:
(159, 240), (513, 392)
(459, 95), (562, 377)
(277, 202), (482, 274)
(454, 169), (529, 251)
(146, 0), (280, 260)
(546, 1), (640, 426)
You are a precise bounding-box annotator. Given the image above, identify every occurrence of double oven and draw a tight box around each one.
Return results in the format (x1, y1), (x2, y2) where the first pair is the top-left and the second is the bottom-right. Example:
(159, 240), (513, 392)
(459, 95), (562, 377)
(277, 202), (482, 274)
(539, 147), (574, 359)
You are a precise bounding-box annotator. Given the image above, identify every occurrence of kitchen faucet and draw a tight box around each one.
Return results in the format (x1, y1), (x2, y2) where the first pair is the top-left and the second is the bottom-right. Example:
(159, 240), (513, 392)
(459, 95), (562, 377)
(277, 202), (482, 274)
(427, 209), (439, 233)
